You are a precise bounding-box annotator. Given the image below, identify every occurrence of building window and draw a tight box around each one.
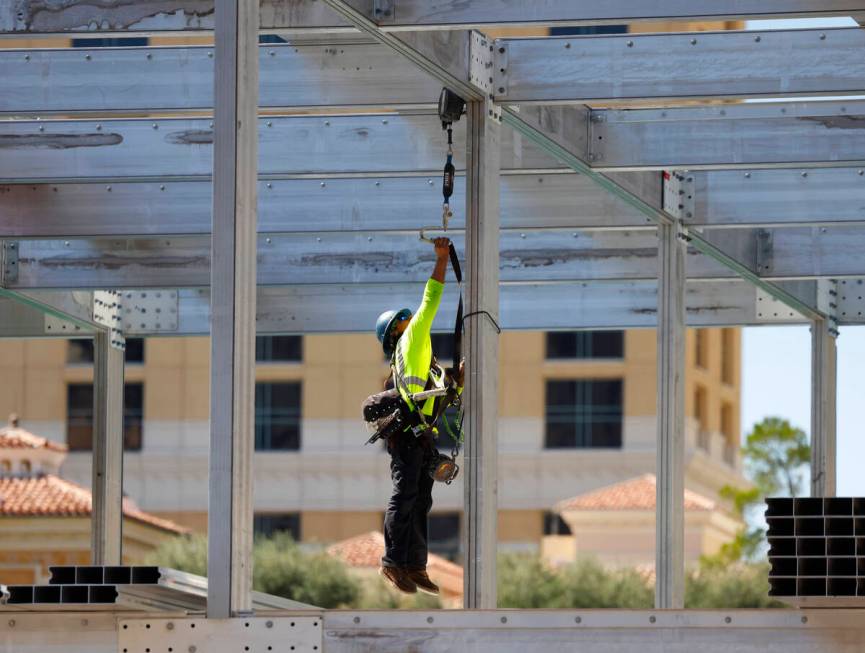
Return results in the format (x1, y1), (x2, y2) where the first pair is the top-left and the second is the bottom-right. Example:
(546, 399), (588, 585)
(0, 460), (10, 473)
(721, 329), (735, 385)
(66, 383), (144, 451)
(695, 385), (709, 451)
(544, 380), (623, 448)
(20, 460), (31, 474)
(543, 512), (572, 536)
(546, 331), (624, 359)
(253, 513), (301, 540)
(255, 382), (301, 451)
(695, 330), (709, 369)
(550, 26), (627, 36)
(428, 512), (461, 561)
(430, 333), (456, 366)
(255, 336), (302, 362)
(67, 338), (145, 364)
(720, 402), (734, 441)
(71, 37), (149, 47)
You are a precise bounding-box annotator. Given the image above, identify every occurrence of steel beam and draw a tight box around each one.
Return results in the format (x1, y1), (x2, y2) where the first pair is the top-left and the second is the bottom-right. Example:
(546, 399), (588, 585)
(655, 223), (686, 609)
(462, 100), (500, 610)
(811, 320), (838, 496)
(5, 102), (865, 182)
(21, 224), (865, 287)
(0, 175), (650, 238)
(0, 42), (440, 114)
(9, 167), (865, 238)
(589, 102), (865, 172)
(11, 279), (829, 338)
(4, 1), (864, 35)
(206, 0), (257, 619)
(91, 330), (124, 566)
(0, 115), (559, 183)
(496, 28), (865, 105)
(10, 231), (779, 290)
(6, 169), (865, 240)
(690, 168), (865, 229)
(107, 281), (824, 336)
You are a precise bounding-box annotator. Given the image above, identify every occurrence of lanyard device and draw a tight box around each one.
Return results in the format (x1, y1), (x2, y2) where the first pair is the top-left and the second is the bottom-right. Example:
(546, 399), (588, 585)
(421, 88), (466, 245)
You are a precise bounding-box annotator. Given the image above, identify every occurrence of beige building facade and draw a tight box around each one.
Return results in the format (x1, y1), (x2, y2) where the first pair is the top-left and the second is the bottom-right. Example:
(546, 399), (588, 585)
(0, 326), (744, 561)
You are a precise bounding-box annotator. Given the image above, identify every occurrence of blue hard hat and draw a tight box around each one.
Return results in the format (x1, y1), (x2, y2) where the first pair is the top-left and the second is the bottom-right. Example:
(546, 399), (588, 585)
(375, 308), (412, 356)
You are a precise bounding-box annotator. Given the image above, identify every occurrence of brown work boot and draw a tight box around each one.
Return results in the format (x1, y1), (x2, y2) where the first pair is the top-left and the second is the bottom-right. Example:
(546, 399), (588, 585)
(406, 568), (440, 596)
(379, 566), (417, 594)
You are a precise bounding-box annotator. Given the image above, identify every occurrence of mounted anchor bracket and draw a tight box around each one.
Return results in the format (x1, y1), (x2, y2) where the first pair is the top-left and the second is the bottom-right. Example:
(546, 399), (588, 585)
(662, 170), (694, 243)
(471, 31), (501, 123)
(817, 279), (840, 337)
(93, 290), (125, 351)
(1, 241), (18, 285)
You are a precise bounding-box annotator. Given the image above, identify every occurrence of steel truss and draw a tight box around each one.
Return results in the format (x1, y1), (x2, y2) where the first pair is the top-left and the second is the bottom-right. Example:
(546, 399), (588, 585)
(1, 0), (860, 629)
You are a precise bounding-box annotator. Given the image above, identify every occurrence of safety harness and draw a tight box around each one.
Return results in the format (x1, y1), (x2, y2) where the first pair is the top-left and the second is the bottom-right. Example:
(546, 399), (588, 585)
(363, 88), (469, 484)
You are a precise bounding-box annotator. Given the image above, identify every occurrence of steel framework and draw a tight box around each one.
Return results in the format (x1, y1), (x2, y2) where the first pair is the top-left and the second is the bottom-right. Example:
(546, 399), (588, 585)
(0, 0), (861, 647)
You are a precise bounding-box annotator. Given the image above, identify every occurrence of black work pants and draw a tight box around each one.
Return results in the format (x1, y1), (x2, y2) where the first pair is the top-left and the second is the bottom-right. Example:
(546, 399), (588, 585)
(381, 432), (434, 569)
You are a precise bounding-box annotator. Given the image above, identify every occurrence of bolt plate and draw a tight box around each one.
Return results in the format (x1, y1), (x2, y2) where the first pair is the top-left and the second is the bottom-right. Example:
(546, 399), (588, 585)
(2, 240), (18, 284)
(44, 314), (86, 335)
(470, 30), (494, 95)
(117, 616), (322, 653)
(121, 290), (178, 333)
(755, 288), (803, 323)
(837, 278), (865, 324)
(662, 171), (695, 221)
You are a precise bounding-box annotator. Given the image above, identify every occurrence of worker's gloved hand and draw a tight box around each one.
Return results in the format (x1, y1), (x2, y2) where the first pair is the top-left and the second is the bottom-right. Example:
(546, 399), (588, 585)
(433, 237), (451, 261)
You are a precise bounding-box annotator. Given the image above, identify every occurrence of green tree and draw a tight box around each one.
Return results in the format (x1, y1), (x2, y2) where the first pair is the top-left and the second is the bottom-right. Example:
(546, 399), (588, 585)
(713, 416), (810, 563)
(685, 563), (785, 608)
(145, 532), (360, 609)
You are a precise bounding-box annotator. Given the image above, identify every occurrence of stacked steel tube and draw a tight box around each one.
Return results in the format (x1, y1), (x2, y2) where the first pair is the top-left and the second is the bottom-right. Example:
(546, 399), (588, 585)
(767, 498), (865, 598)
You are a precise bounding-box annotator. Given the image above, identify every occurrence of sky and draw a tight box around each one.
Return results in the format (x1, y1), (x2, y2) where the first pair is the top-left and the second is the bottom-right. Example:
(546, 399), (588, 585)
(739, 17), (862, 496)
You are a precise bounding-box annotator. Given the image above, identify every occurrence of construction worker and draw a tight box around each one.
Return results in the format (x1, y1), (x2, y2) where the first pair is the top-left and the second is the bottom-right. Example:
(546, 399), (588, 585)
(374, 236), (464, 595)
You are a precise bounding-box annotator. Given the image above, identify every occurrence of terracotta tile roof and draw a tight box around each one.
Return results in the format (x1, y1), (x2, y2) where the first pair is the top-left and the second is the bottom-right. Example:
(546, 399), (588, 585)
(327, 531), (464, 597)
(0, 474), (187, 534)
(0, 425), (67, 453)
(556, 474), (716, 513)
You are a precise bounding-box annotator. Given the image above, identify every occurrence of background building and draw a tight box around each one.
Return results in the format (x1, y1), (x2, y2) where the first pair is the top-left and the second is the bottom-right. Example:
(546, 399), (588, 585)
(0, 417), (184, 584)
(0, 326), (745, 563)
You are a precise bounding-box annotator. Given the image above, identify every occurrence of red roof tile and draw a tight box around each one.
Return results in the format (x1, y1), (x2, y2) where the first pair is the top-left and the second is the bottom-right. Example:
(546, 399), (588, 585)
(327, 531), (463, 597)
(556, 474), (716, 512)
(0, 474), (187, 534)
(0, 425), (67, 453)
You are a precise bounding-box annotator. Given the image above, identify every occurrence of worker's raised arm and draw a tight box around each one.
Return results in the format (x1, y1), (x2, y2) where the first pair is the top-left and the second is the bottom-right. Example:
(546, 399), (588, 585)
(430, 237), (449, 284)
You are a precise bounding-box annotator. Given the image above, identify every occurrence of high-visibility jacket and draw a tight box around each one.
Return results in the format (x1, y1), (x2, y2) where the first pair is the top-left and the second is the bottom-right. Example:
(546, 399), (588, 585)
(394, 278), (444, 418)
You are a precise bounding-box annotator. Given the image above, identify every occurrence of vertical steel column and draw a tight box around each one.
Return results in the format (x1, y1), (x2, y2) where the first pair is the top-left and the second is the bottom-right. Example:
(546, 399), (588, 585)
(655, 221), (686, 609)
(462, 99), (501, 609)
(91, 330), (124, 564)
(810, 319), (837, 497)
(207, 0), (259, 619)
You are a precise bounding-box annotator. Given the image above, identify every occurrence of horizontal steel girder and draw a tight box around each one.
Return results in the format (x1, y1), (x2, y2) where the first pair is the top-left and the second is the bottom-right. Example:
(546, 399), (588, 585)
(6, 168), (865, 239)
(0, 114), (560, 183)
(497, 28), (865, 105)
(5, 29), (865, 114)
(0, 175), (654, 238)
(12, 226), (865, 290)
(12, 280), (813, 336)
(5, 103), (865, 182)
(0, 42), (442, 114)
(3, 0), (864, 34)
(588, 101), (865, 171)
